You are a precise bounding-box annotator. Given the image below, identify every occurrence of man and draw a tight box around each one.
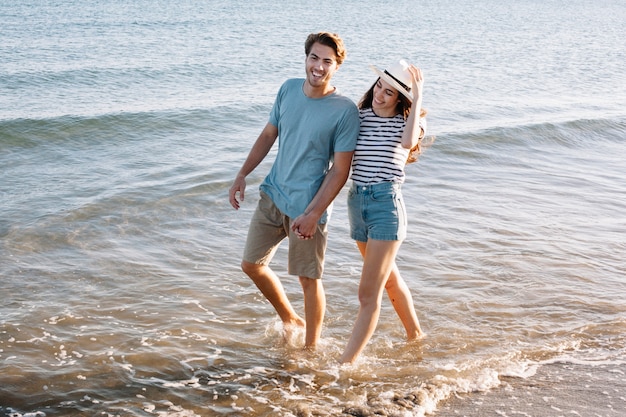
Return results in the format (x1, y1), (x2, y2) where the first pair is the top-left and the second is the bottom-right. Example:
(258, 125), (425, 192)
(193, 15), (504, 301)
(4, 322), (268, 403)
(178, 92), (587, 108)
(228, 32), (359, 349)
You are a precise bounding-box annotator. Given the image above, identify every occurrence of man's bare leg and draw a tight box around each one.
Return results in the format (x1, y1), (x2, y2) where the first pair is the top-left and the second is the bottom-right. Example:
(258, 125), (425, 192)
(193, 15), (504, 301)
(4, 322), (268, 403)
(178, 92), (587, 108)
(242, 261), (305, 329)
(299, 276), (325, 350)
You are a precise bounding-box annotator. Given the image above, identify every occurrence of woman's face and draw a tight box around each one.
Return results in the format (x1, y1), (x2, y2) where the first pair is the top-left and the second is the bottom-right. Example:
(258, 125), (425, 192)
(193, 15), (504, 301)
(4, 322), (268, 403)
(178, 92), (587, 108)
(371, 78), (400, 117)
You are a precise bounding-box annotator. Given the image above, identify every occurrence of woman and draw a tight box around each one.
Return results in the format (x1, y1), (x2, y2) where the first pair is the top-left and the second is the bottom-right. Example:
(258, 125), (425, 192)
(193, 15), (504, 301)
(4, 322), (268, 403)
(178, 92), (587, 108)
(340, 59), (427, 364)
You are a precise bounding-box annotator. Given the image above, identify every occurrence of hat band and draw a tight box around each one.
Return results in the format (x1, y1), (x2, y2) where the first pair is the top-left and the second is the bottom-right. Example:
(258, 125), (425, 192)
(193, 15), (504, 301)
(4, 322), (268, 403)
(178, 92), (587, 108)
(384, 70), (411, 92)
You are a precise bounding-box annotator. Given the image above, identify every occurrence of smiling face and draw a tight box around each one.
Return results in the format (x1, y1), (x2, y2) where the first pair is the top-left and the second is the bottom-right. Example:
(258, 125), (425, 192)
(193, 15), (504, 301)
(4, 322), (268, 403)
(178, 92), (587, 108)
(304, 42), (340, 97)
(371, 78), (401, 117)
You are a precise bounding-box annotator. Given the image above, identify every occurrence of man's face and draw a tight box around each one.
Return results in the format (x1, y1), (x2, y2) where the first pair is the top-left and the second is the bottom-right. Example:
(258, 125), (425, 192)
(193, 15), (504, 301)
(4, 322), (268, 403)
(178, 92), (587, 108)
(305, 42), (340, 89)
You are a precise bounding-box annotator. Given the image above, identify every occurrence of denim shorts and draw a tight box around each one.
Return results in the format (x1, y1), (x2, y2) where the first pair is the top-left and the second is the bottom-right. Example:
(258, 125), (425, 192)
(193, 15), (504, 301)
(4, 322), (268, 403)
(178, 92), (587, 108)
(348, 182), (407, 242)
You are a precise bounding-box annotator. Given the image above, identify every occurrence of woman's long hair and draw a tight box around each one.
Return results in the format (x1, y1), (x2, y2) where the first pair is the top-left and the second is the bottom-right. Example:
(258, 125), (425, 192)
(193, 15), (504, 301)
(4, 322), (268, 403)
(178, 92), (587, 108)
(358, 78), (429, 163)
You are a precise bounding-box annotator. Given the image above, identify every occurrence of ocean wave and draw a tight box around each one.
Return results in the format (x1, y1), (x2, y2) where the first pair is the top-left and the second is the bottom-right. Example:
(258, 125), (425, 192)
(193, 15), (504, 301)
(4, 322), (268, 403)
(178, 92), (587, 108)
(2, 111), (622, 152)
(0, 106), (269, 149)
(439, 116), (625, 148)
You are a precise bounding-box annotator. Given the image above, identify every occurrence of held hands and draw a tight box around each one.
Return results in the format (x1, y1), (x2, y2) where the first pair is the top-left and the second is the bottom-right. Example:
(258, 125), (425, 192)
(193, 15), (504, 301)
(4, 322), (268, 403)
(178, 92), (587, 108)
(229, 175), (246, 210)
(291, 212), (317, 240)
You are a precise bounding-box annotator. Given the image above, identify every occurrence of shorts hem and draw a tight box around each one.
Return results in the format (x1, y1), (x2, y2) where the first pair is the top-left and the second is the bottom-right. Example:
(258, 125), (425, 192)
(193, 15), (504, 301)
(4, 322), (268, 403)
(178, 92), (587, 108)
(289, 270), (323, 280)
(364, 234), (405, 241)
(242, 257), (269, 266)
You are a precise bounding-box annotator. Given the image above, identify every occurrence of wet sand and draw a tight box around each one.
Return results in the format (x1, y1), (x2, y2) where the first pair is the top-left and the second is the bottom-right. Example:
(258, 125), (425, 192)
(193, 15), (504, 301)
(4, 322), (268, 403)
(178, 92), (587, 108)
(435, 362), (626, 417)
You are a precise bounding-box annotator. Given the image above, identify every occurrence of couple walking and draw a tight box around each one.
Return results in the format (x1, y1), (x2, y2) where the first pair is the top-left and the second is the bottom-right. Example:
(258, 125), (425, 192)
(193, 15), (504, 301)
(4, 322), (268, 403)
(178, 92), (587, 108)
(228, 32), (427, 364)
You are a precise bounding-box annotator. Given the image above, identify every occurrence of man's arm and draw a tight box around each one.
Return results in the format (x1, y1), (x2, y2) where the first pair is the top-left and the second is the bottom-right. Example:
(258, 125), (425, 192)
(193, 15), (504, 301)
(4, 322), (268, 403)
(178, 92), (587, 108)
(229, 123), (279, 210)
(291, 150), (354, 239)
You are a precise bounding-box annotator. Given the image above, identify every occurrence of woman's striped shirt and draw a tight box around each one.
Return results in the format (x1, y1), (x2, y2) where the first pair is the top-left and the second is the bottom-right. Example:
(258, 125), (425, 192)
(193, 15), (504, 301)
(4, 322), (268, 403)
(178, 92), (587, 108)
(350, 108), (426, 185)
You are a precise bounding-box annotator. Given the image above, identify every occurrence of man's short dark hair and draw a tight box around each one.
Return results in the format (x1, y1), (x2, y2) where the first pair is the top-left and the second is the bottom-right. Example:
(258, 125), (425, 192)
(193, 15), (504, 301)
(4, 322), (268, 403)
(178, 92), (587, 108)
(304, 32), (347, 65)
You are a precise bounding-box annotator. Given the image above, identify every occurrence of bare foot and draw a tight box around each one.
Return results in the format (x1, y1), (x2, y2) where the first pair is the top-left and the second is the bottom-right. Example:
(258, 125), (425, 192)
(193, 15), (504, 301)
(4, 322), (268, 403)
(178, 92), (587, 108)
(282, 317), (305, 346)
(407, 330), (426, 341)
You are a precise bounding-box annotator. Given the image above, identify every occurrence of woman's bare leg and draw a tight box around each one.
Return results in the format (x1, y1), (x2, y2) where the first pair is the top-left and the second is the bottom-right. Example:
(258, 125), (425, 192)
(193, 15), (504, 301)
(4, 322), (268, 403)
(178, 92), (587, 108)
(385, 264), (424, 340)
(340, 239), (401, 364)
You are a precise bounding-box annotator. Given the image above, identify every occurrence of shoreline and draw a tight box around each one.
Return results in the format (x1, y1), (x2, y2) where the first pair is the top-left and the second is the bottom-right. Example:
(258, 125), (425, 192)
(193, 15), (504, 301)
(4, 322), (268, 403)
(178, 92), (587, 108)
(435, 362), (626, 416)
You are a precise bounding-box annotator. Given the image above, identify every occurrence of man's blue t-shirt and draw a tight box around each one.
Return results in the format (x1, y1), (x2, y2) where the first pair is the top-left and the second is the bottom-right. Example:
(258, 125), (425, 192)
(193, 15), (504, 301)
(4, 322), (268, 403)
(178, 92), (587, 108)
(260, 78), (359, 223)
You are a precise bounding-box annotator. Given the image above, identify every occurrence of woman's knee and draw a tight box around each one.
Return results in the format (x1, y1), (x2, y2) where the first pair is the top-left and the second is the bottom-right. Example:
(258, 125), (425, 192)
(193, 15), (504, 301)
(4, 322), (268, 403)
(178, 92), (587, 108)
(358, 287), (383, 310)
(385, 275), (398, 291)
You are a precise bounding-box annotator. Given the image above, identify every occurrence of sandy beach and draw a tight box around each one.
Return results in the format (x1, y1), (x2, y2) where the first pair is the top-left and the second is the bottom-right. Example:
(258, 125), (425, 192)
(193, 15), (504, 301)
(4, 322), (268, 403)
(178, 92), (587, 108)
(436, 362), (626, 417)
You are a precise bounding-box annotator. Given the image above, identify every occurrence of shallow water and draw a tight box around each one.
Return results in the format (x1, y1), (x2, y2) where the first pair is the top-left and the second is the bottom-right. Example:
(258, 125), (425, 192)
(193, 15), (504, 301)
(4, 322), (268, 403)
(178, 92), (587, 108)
(2, 0), (626, 416)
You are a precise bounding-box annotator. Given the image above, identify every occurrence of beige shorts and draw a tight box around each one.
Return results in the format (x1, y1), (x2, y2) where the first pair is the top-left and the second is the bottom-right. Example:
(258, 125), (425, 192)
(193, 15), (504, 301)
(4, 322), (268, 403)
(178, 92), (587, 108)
(243, 192), (328, 279)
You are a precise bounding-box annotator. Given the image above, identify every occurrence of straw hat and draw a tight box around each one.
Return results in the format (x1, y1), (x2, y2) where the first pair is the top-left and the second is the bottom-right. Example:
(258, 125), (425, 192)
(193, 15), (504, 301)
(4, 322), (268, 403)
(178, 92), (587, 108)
(370, 59), (414, 101)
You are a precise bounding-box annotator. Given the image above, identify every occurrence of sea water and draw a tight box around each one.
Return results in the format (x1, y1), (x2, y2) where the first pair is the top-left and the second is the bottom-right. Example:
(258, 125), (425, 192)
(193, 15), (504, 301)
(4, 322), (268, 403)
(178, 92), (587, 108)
(1, 0), (625, 416)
